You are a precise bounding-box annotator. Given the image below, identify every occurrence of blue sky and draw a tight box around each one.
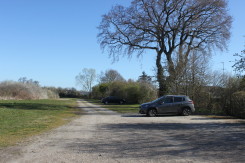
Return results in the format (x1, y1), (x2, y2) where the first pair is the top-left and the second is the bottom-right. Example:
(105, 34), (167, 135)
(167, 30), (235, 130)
(0, 0), (244, 89)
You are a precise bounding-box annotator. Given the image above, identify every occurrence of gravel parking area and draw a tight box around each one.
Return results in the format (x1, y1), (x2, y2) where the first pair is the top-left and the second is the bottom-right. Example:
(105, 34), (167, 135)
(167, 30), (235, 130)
(1, 99), (245, 163)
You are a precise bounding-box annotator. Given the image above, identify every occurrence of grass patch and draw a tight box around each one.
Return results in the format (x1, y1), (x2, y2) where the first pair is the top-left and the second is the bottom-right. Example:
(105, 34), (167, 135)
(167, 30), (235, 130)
(85, 99), (139, 114)
(0, 99), (80, 147)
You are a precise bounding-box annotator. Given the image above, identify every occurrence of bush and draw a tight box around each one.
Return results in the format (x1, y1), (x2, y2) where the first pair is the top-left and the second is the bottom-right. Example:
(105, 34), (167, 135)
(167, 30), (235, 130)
(92, 81), (157, 104)
(138, 82), (158, 103)
(125, 82), (141, 103)
(0, 81), (59, 100)
(231, 91), (245, 118)
(109, 81), (127, 98)
(56, 87), (83, 98)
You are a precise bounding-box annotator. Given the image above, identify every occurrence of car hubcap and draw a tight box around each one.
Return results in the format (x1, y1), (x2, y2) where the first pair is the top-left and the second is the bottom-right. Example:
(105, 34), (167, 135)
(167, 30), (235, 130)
(149, 109), (156, 117)
(183, 109), (190, 116)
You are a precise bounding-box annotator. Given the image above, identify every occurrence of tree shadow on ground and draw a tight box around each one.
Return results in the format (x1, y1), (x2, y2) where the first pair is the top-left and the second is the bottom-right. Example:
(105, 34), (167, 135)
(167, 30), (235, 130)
(0, 103), (74, 111)
(65, 121), (245, 162)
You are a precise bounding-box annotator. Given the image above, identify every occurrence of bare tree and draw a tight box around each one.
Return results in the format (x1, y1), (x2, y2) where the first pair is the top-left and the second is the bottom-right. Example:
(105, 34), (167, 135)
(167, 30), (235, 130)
(76, 68), (96, 93)
(99, 69), (125, 83)
(168, 50), (210, 95)
(18, 77), (40, 86)
(233, 49), (245, 76)
(98, 0), (232, 96)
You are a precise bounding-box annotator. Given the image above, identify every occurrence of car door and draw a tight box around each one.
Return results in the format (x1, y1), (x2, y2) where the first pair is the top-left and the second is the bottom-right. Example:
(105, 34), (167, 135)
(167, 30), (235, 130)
(110, 96), (116, 103)
(172, 96), (184, 113)
(157, 96), (174, 114)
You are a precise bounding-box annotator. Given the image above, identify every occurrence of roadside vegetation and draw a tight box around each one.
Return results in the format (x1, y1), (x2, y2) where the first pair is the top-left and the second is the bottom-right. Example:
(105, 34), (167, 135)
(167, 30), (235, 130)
(75, 0), (244, 119)
(0, 99), (79, 147)
(76, 68), (245, 119)
(0, 79), (58, 100)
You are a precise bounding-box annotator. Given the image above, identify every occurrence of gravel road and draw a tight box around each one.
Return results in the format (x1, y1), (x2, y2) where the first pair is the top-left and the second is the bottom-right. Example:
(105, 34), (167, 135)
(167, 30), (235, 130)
(1, 99), (245, 163)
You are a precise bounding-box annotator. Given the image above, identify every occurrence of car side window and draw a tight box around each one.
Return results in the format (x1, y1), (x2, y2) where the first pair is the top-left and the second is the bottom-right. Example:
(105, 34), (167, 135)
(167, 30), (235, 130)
(164, 97), (173, 103)
(174, 97), (183, 103)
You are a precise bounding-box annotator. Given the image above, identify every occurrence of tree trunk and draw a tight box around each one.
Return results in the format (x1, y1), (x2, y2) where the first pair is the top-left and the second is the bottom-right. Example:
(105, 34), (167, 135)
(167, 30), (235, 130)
(156, 51), (168, 96)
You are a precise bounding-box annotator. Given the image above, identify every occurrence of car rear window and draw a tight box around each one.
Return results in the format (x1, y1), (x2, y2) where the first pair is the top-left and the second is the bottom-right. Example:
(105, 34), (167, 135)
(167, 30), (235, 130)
(174, 97), (183, 102)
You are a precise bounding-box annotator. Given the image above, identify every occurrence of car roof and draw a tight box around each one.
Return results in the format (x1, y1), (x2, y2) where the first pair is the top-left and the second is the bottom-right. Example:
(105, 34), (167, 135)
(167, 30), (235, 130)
(165, 95), (187, 97)
(165, 95), (186, 96)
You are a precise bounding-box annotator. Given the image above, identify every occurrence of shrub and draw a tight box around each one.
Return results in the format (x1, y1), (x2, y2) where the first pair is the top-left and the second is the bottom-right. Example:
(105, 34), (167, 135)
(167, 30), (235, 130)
(109, 81), (127, 98)
(56, 87), (83, 98)
(91, 83), (110, 99)
(138, 82), (158, 103)
(125, 83), (140, 103)
(92, 81), (157, 104)
(0, 81), (59, 100)
(231, 91), (245, 118)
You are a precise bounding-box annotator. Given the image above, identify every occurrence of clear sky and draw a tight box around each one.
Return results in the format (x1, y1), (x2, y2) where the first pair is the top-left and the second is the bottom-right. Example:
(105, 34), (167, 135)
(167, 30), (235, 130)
(0, 0), (244, 89)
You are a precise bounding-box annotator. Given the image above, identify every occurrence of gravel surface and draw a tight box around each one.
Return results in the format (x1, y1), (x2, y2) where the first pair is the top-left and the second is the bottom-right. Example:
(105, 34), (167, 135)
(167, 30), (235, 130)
(1, 99), (245, 163)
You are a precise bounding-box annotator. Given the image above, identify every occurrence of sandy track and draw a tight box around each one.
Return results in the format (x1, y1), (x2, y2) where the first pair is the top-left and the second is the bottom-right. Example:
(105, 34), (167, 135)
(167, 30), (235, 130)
(1, 99), (245, 163)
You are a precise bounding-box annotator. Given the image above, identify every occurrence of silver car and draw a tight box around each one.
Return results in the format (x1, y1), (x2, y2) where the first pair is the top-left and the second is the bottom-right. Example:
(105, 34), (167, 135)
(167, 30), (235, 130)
(139, 95), (195, 117)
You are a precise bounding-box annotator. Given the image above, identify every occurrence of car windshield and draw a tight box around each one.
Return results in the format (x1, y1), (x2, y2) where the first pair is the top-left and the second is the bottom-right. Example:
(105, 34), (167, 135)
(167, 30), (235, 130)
(151, 96), (165, 103)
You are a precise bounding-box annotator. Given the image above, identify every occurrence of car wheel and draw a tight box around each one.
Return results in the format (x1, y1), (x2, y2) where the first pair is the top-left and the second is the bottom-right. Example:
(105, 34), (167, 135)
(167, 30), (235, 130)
(148, 108), (157, 117)
(104, 101), (108, 105)
(119, 101), (124, 104)
(182, 108), (191, 116)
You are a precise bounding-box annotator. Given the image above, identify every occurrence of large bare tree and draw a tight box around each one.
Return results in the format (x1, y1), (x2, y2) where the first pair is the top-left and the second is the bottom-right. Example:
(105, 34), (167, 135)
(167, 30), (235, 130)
(99, 69), (125, 83)
(98, 0), (232, 96)
(76, 68), (96, 93)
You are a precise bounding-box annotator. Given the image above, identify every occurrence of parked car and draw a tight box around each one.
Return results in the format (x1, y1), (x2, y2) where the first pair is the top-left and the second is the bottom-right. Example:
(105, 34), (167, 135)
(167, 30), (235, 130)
(101, 96), (126, 104)
(139, 95), (195, 117)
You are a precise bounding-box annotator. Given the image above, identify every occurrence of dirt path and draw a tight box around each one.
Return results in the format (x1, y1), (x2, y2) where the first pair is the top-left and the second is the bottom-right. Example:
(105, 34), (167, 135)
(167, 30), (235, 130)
(1, 99), (245, 163)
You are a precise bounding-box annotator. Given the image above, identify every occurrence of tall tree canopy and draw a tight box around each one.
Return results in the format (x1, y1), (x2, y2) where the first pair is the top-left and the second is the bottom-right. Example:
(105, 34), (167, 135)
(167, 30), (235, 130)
(99, 69), (125, 83)
(98, 0), (232, 96)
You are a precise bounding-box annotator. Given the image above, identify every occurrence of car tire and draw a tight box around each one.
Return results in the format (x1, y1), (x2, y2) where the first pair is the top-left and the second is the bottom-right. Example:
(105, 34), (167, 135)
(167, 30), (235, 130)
(119, 101), (124, 104)
(104, 101), (108, 105)
(182, 108), (191, 116)
(147, 108), (157, 117)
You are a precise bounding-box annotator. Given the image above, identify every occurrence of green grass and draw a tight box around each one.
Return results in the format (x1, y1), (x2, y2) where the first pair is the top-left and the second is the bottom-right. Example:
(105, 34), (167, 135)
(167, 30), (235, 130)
(85, 99), (140, 113)
(0, 99), (80, 147)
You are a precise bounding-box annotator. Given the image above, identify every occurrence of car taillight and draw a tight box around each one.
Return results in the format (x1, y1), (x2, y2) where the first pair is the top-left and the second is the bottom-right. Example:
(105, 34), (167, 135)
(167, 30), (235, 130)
(189, 100), (194, 104)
